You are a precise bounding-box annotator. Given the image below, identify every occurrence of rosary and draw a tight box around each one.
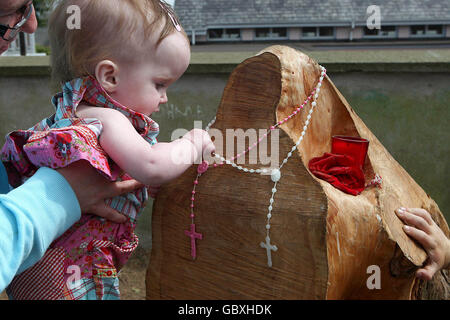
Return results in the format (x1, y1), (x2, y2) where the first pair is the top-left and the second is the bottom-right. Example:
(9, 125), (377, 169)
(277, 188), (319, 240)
(184, 66), (327, 267)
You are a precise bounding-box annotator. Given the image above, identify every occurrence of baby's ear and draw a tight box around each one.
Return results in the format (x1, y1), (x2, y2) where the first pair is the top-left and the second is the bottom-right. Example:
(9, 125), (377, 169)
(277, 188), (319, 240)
(95, 60), (119, 92)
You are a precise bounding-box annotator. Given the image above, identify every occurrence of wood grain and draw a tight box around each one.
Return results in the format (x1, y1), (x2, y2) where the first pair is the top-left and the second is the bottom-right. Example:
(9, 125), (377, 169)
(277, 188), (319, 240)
(146, 46), (449, 300)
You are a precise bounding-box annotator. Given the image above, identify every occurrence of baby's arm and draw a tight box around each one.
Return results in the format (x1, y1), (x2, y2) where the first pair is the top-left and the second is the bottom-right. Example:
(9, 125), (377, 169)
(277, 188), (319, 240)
(76, 105), (214, 186)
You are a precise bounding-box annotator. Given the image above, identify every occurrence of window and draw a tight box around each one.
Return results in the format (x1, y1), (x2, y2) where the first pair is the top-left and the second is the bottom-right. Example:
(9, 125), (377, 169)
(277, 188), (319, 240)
(410, 25), (444, 37)
(302, 27), (335, 39)
(255, 27), (288, 39)
(255, 28), (270, 38)
(410, 25), (426, 35)
(225, 29), (240, 39)
(319, 27), (334, 37)
(363, 27), (378, 36)
(302, 27), (317, 37)
(427, 25), (443, 35)
(380, 26), (396, 37)
(208, 29), (223, 39)
(207, 28), (241, 40)
(272, 28), (287, 38)
(363, 26), (396, 37)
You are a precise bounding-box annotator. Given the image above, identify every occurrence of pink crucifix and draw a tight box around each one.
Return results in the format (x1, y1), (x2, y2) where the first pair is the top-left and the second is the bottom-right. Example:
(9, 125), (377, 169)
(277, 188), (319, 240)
(184, 223), (203, 259)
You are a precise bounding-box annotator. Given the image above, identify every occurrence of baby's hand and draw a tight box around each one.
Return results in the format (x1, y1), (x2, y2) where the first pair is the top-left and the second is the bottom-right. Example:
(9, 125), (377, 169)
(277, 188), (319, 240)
(201, 132), (216, 162)
(183, 129), (215, 162)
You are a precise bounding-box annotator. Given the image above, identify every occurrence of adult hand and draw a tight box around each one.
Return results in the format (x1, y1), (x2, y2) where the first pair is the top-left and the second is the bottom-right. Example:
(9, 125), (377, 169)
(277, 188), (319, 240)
(395, 207), (450, 280)
(57, 161), (144, 223)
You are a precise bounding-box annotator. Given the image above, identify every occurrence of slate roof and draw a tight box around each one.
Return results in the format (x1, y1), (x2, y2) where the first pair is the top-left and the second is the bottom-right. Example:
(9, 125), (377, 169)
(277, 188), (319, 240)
(174, 0), (450, 32)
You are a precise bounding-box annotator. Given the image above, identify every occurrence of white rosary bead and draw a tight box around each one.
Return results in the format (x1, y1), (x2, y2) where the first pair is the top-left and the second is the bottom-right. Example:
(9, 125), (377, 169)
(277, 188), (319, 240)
(271, 169), (281, 182)
(269, 198), (274, 204)
(282, 158), (288, 164)
(255, 169), (261, 173)
(315, 93), (319, 99)
(243, 168), (248, 172)
(272, 187), (277, 193)
(266, 224), (271, 230)
(287, 152), (292, 158)
(261, 168), (268, 174)
(249, 169), (255, 173)
(291, 146), (297, 152)
(237, 165), (243, 170)
(268, 205), (273, 211)
(307, 114), (311, 120)
(312, 101), (316, 107)
(267, 213), (272, 219)
(305, 119), (310, 126)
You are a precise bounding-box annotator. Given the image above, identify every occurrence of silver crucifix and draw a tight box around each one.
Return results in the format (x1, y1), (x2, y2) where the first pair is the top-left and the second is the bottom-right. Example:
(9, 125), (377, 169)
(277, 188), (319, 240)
(260, 236), (277, 267)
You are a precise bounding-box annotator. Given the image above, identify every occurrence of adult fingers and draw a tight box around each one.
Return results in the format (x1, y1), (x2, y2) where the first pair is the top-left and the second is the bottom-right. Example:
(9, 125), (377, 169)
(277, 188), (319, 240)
(90, 203), (127, 223)
(403, 225), (435, 250)
(106, 179), (145, 199)
(416, 262), (439, 281)
(396, 208), (431, 235)
(405, 208), (434, 225)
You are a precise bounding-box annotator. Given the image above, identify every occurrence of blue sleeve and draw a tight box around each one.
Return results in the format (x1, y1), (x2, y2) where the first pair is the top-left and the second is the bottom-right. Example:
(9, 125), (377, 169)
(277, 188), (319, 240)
(0, 164), (81, 292)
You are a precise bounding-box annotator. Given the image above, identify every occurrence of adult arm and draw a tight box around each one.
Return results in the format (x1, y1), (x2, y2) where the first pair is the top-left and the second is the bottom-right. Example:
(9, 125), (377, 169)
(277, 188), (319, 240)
(0, 165), (80, 291)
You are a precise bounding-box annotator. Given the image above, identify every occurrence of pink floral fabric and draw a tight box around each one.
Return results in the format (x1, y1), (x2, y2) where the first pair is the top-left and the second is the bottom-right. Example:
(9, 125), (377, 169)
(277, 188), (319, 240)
(1, 76), (159, 300)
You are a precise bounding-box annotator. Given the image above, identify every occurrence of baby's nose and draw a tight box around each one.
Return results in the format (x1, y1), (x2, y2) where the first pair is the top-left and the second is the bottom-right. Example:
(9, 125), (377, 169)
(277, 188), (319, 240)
(160, 93), (168, 104)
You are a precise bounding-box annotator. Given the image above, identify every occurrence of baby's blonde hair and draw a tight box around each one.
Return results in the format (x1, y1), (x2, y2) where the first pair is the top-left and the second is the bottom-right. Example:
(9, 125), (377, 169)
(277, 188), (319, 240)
(48, 0), (188, 88)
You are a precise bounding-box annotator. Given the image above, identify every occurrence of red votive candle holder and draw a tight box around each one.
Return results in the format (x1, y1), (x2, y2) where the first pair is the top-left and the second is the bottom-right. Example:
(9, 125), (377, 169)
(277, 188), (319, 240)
(331, 135), (369, 168)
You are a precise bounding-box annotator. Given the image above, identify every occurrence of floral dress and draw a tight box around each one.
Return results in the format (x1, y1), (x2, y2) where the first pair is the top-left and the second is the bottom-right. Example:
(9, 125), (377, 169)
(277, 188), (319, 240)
(1, 76), (159, 300)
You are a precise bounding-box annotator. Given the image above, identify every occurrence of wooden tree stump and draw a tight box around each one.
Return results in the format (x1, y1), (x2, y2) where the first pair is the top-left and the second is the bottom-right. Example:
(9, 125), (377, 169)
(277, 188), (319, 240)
(146, 45), (450, 299)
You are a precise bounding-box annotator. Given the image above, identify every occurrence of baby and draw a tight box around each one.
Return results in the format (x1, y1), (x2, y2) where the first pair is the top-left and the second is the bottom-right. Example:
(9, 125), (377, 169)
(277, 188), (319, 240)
(1, 0), (215, 300)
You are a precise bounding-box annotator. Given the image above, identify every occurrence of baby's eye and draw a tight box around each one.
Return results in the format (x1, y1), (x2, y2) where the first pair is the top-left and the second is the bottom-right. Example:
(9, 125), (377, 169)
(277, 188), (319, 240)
(155, 83), (165, 89)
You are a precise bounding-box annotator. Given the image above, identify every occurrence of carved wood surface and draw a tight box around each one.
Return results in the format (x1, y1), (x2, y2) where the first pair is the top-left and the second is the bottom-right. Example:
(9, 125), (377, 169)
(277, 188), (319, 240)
(146, 46), (449, 300)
